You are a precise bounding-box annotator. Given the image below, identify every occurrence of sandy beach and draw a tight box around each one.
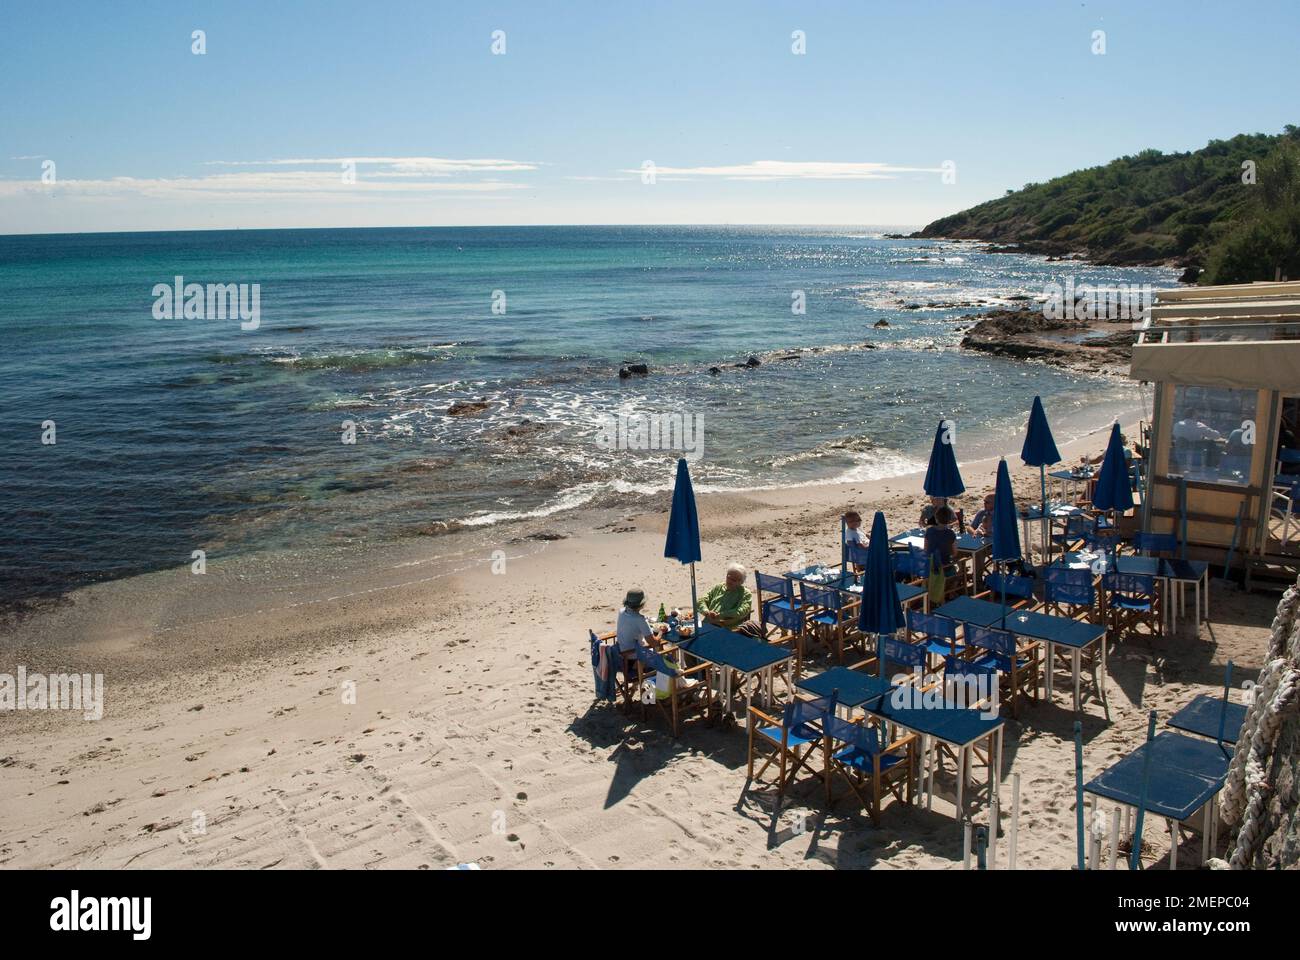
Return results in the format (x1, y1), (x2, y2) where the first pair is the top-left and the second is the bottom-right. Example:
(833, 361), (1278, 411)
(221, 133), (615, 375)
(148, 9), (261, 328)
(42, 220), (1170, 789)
(0, 411), (1279, 871)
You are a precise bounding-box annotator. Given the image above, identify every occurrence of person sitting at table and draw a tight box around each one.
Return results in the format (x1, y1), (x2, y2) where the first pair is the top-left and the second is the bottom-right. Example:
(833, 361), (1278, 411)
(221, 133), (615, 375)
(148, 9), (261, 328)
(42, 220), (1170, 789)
(919, 495), (946, 526)
(843, 510), (866, 572)
(616, 588), (666, 667)
(924, 506), (958, 564)
(971, 492), (995, 536)
(698, 563), (762, 636)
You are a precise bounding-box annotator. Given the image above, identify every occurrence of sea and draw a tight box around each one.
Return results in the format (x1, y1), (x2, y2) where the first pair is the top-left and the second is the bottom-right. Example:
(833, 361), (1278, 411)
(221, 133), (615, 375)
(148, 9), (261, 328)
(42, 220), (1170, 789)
(0, 225), (1177, 603)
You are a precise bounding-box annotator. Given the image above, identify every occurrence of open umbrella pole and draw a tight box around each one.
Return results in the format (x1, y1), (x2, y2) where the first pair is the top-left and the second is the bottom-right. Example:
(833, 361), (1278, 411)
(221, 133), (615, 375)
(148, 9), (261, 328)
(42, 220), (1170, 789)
(1040, 464), (1048, 562)
(690, 563), (700, 633)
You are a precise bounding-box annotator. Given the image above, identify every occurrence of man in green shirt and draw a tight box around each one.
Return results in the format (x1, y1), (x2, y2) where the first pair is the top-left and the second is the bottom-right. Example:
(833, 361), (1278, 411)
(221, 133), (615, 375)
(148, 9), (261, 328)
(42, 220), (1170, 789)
(699, 563), (760, 636)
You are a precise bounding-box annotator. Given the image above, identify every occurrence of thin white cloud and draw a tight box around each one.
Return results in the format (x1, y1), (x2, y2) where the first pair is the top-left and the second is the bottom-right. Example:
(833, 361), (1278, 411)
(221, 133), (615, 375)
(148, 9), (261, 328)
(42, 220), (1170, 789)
(615, 160), (942, 181)
(0, 171), (528, 203)
(206, 156), (538, 174)
(9, 155), (46, 160)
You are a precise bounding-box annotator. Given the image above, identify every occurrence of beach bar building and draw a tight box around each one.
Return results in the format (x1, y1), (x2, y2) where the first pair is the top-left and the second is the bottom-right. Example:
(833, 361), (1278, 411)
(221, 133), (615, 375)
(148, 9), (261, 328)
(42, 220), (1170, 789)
(1130, 280), (1300, 587)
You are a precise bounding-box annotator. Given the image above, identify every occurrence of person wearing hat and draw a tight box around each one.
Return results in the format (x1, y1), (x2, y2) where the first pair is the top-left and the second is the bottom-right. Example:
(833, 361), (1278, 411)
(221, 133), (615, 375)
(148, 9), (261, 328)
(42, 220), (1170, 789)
(616, 588), (665, 655)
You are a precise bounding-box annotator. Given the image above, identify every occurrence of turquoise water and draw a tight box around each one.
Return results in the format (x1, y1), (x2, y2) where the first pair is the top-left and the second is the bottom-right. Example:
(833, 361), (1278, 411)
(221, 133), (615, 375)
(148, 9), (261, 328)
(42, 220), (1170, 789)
(0, 226), (1174, 602)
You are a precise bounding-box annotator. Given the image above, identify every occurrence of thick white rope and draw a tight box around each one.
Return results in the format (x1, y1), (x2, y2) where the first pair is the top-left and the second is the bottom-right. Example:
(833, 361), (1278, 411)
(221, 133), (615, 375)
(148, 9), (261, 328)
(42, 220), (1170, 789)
(1211, 578), (1300, 869)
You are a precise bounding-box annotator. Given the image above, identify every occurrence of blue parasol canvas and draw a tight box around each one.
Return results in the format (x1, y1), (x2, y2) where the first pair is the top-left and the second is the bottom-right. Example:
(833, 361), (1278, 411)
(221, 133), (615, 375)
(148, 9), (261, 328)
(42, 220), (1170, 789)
(664, 458), (702, 630)
(1021, 395), (1061, 559)
(923, 418), (966, 499)
(858, 511), (905, 676)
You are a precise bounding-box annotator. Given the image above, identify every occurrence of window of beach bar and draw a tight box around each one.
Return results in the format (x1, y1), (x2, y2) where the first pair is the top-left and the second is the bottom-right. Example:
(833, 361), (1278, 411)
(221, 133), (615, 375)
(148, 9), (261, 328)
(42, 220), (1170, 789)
(1165, 385), (1258, 486)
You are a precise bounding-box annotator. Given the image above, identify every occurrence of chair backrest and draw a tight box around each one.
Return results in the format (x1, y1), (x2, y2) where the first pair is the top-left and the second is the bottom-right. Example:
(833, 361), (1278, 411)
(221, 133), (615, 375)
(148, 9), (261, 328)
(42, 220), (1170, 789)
(825, 713), (883, 753)
(765, 603), (803, 632)
(985, 572), (1034, 601)
(846, 542), (871, 566)
(1105, 572), (1156, 599)
(799, 582), (843, 609)
(1278, 447), (1300, 467)
(882, 635), (927, 669)
(1063, 515), (1093, 537)
(965, 623), (1016, 659)
(1133, 531), (1177, 556)
(907, 609), (956, 642)
(1042, 566), (1095, 606)
(784, 693), (835, 730)
(755, 571), (792, 599)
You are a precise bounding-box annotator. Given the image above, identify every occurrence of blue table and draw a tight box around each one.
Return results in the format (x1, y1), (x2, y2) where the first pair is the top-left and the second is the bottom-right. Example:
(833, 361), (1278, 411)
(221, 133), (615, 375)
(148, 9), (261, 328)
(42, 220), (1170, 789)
(1019, 502), (1084, 559)
(1159, 558), (1211, 633)
(1049, 467), (1095, 504)
(797, 666), (892, 710)
(1083, 731), (1231, 868)
(935, 596), (1108, 716)
(869, 693), (1005, 822)
(679, 625), (794, 719)
(1167, 694), (1246, 744)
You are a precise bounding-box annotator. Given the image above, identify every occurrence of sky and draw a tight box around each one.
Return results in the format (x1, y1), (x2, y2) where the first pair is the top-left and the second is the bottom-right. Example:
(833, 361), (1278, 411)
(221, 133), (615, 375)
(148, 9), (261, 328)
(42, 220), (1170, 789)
(1, 0), (1297, 235)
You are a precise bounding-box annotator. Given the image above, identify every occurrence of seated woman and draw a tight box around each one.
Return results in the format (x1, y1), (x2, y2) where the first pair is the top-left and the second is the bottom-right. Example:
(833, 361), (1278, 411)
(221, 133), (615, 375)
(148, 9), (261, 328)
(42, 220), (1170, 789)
(616, 588), (666, 663)
(698, 563), (761, 636)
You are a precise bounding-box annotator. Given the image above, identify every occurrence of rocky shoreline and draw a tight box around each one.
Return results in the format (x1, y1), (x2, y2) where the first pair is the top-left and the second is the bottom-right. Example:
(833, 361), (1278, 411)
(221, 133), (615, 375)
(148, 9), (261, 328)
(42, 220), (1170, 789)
(957, 305), (1136, 377)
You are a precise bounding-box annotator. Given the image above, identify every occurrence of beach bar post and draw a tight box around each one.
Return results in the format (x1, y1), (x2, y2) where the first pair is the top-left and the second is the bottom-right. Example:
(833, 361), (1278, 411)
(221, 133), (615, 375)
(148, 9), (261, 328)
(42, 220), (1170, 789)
(1008, 772), (1021, 869)
(1130, 710), (1158, 870)
(1218, 659), (1234, 745)
(1073, 720), (1085, 870)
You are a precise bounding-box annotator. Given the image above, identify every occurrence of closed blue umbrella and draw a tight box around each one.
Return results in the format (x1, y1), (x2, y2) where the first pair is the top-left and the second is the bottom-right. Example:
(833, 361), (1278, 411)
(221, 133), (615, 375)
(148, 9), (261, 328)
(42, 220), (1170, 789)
(991, 459), (1021, 627)
(858, 511), (905, 677)
(1093, 423), (1134, 513)
(991, 459), (1022, 563)
(923, 418), (965, 499)
(1021, 395), (1061, 559)
(664, 458), (702, 631)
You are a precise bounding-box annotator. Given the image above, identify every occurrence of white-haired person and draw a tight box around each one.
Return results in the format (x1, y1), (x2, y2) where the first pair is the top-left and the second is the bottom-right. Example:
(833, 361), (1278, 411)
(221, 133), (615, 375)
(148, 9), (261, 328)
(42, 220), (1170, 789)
(697, 563), (760, 636)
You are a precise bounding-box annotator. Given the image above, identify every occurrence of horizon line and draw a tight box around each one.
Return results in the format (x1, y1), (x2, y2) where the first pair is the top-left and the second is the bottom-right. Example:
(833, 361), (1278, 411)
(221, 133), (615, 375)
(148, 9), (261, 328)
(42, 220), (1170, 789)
(0, 222), (930, 240)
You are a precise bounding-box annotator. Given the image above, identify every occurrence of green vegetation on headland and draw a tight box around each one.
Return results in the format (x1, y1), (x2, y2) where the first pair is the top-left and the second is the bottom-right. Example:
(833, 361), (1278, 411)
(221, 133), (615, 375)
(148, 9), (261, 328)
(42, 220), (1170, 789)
(916, 126), (1300, 284)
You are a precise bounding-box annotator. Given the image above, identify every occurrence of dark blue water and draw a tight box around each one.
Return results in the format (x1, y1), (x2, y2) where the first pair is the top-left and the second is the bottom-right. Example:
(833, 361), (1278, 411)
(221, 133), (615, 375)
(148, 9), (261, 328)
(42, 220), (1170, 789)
(0, 226), (1174, 602)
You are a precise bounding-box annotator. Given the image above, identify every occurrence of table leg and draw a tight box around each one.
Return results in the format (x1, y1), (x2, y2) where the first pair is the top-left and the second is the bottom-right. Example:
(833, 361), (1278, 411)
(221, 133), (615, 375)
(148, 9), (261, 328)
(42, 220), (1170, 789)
(1073, 649), (1081, 714)
(1202, 802), (1210, 864)
(1046, 642), (1055, 702)
(1169, 819), (1178, 871)
(956, 744), (968, 821)
(924, 734), (935, 812)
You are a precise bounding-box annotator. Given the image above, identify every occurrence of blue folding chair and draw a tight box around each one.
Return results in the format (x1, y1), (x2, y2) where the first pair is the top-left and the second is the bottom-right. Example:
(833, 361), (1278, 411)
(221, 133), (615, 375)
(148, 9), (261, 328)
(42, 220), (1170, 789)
(634, 646), (712, 736)
(891, 544), (929, 582)
(906, 609), (960, 663)
(1052, 514), (1094, 554)
(756, 571), (803, 639)
(963, 622), (1041, 717)
(747, 693), (836, 811)
(800, 581), (855, 663)
(1042, 566), (1097, 621)
(1105, 572), (1161, 641)
(977, 571), (1036, 609)
(824, 713), (917, 824)
(1133, 531), (1178, 557)
(878, 633), (932, 690)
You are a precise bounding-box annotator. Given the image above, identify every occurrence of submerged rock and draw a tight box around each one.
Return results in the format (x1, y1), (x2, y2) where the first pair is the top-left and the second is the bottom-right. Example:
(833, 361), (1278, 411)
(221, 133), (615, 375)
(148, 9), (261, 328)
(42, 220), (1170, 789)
(447, 399), (491, 417)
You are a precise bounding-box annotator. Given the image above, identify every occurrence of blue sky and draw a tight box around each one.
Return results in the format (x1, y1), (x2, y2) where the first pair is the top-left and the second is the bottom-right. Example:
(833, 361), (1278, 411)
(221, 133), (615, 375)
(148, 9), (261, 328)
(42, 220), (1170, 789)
(2, 0), (1297, 234)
